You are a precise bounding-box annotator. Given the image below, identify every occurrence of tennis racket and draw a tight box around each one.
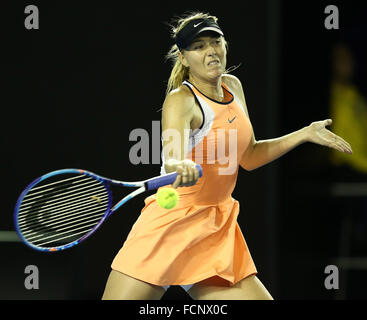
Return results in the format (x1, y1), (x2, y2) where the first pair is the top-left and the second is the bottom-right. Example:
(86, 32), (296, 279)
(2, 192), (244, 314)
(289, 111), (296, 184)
(14, 165), (202, 252)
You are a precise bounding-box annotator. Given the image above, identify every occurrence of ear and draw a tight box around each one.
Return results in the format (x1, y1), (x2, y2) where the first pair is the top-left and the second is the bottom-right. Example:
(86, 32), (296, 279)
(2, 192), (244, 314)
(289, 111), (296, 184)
(178, 50), (189, 68)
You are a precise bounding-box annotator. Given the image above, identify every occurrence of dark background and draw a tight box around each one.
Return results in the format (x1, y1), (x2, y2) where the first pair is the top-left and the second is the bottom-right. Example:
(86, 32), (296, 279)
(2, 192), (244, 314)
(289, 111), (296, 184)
(1, 0), (366, 300)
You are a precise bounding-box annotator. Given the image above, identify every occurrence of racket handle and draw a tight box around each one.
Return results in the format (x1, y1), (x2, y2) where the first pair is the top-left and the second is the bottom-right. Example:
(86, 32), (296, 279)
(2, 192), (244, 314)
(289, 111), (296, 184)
(145, 164), (203, 191)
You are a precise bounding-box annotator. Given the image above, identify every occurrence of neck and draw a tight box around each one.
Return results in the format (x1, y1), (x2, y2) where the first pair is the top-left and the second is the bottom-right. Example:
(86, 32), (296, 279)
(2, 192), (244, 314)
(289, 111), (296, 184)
(188, 74), (224, 101)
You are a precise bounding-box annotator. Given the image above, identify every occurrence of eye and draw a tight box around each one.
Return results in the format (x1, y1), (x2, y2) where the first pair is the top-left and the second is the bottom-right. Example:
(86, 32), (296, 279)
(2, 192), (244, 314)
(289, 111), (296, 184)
(194, 44), (204, 50)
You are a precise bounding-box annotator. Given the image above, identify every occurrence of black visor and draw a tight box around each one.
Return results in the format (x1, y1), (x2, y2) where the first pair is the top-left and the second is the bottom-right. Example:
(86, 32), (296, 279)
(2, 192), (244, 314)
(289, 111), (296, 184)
(175, 18), (224, 50)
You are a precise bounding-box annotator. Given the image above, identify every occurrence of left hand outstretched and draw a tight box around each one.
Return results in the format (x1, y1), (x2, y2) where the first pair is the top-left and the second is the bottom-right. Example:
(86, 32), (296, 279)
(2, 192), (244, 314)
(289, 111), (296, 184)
(306, 119), (353, 154)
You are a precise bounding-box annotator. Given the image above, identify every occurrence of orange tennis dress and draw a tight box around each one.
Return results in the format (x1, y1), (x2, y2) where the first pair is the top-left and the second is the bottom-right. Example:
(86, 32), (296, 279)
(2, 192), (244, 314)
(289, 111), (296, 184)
(111, 80), (257, 287)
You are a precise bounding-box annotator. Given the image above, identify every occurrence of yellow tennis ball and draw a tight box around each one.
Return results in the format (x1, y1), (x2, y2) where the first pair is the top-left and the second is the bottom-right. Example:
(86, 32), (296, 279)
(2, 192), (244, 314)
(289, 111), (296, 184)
(156, 188), (179, 209)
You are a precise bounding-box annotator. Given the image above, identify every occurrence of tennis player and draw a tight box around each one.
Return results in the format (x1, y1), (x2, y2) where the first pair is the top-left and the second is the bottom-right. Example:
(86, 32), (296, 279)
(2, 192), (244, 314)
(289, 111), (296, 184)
(102, 12), (352, 300)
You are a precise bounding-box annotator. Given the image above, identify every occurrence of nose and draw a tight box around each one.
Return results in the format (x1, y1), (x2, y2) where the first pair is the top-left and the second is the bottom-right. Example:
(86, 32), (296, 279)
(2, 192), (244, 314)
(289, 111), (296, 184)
(206, 43), (217, 56)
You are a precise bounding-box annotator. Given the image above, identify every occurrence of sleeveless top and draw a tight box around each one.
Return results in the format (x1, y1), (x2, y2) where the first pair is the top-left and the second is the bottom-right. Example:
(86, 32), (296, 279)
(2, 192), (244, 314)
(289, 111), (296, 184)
(159, 79), (254, 204)
(111, 79), (258, 286)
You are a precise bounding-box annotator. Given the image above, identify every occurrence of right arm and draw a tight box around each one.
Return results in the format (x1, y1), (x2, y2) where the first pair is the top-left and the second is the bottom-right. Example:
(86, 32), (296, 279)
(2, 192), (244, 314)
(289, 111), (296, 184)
(161, 87), (200, 188)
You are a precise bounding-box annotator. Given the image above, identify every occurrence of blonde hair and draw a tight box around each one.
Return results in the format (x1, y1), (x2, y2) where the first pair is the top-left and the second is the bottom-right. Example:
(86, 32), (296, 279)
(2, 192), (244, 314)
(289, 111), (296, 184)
(165, 12), (223, 96)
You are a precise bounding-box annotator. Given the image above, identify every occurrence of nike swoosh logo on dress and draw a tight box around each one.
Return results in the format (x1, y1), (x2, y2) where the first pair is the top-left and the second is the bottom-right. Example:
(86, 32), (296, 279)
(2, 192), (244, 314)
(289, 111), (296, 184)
(228, 116), (236, 123)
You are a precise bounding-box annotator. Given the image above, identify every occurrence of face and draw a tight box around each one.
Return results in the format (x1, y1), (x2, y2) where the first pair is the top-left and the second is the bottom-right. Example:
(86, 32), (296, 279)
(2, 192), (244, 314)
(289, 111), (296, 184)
(179, 33), (227, 81)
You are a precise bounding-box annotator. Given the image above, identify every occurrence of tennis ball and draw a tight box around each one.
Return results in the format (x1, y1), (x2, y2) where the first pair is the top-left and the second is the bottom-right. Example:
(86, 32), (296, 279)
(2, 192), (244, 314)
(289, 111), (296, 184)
(156, 188), (179, 209)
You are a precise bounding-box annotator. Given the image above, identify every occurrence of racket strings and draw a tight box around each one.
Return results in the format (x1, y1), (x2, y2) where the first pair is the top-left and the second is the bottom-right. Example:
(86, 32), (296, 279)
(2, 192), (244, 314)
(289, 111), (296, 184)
(36, 227), (99, 247)
(19, 176), (103, 208)
(18, 183), (108, 223)
(22, 174), (85, 194)
(23, 212), (103, 238)
(20, 196), (109, 233)
(18, 188), (108, 230)
(17, 174), (110, 248)
(26, 220), (102, 244)
(20, 207), (107, 246)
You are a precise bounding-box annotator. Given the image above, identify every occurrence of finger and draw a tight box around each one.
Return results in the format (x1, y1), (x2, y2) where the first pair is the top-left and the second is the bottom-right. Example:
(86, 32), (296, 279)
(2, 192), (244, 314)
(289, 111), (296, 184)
(343, 144), (353, 154)
(189, 167), (197, 186)
(175, 164), (183, 174)
(335, 143), (345, 153)
(339, 141), (352, 154)
(187, 166), (194, 183)
(325, 119), (333, 127)
(181, 169), (188, 185)
(334, 141), (348, 153)
(340, 140), (353, 153)
(172, 175), (181, 189)
(335, 135), (349, 147)
(333, 135), (353, 154)
(327, 134), (343, 152)
(183, 172), (192, 186)
(332, 144), (344, 153)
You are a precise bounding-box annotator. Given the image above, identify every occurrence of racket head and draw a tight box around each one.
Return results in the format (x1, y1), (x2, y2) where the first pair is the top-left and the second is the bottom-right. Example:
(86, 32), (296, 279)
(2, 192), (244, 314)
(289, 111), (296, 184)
(14, 169), (112, 252)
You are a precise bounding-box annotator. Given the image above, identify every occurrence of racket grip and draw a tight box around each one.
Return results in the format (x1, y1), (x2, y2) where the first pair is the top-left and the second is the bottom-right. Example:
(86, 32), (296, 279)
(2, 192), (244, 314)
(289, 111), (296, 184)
(145, 164), (203, 191)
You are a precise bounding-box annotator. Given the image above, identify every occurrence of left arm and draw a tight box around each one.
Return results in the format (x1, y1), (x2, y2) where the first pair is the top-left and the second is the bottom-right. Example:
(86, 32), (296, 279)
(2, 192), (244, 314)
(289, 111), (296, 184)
(240, 127), (308, 171)
(240, 120), (352, 171)
(223, 75), (353, 172)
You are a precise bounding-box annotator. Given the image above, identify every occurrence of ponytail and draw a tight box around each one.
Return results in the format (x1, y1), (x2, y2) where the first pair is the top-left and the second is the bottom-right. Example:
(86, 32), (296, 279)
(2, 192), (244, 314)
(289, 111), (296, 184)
(165, 45), (189, 96)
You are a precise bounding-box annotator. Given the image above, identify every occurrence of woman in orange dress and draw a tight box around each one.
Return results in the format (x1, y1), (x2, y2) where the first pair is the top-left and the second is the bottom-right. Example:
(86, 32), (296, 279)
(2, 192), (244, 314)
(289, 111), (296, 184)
(102, 12), (352, 300)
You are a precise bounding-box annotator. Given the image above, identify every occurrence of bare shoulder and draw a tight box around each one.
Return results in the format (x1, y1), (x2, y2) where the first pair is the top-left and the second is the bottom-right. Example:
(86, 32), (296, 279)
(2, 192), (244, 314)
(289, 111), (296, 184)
(163, 85), (195, 117)
(222, 74), (249, 116)
(222, 74), (243, 93)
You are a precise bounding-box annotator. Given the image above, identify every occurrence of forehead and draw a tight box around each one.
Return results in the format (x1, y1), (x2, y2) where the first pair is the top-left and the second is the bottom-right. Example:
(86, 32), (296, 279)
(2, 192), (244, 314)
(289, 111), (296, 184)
(192, 36), (220, 43)
(192, 30), (222, 41)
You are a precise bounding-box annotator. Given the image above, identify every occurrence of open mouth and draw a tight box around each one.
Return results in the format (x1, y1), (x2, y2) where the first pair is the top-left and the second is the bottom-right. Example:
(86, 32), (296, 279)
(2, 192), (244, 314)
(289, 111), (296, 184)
(207, 60), (220, 66)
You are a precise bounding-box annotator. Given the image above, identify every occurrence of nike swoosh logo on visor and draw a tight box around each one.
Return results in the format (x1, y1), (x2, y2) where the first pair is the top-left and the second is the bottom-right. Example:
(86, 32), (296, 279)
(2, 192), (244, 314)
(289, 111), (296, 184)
(194, 22), (203, 28)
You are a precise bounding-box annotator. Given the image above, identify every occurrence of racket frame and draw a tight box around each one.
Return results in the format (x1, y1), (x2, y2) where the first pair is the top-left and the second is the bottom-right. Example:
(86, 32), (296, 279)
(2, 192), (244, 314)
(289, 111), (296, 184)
(14, 169), (114, 252)
(14, 166), (202, 252)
